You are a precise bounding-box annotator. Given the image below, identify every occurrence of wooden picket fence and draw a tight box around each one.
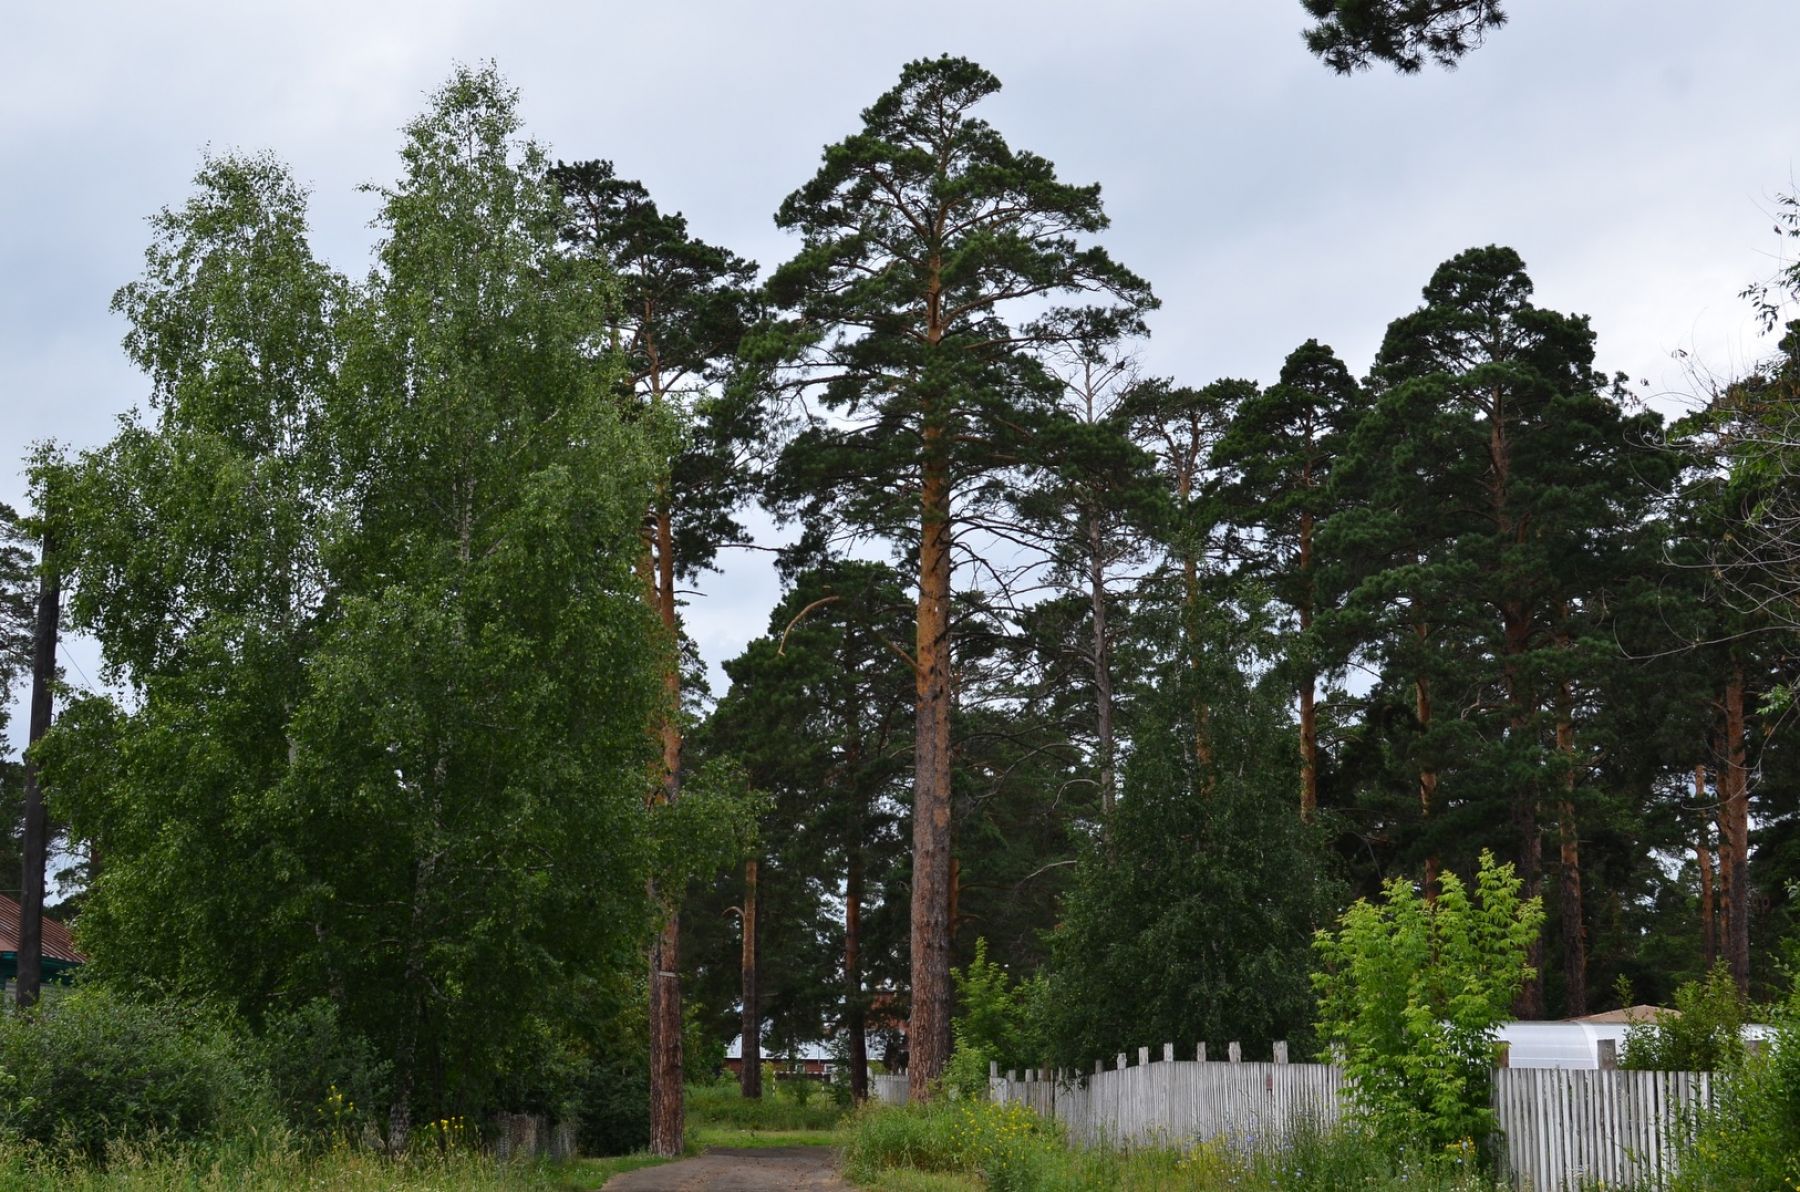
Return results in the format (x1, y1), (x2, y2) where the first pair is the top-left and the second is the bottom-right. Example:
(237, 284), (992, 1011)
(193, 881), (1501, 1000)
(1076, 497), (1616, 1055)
(872, 1047), (1714, 1190)
(1492, 1067), (1710, 1190)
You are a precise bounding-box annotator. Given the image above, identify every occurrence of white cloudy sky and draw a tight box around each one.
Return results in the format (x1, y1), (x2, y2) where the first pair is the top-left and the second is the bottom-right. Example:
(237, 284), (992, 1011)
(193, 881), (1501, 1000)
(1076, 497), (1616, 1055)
(3, 0), (1797, 732)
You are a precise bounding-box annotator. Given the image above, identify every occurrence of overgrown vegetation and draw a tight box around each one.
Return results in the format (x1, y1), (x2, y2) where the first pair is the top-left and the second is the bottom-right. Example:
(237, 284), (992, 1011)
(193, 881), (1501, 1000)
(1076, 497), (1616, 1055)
(1620, 964), (1750, 1072)
(842, 1100), (1500, 1191)
(1312, 852), (1541, 1159)
(684, 1080), (845, 1137)
(1669, 967), (1800, 1191)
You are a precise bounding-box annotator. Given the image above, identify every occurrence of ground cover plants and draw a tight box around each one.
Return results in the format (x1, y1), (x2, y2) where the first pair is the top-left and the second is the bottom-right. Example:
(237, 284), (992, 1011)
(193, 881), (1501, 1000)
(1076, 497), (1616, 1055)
(840, 1098), (1502, 1191)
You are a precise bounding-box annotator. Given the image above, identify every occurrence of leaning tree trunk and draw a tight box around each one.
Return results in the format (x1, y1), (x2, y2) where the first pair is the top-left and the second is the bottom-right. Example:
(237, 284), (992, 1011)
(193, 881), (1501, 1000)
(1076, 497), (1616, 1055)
(740, 857), (761, 1099)
(907, 412), (955, 1101)
(15, 532), (60, 1010)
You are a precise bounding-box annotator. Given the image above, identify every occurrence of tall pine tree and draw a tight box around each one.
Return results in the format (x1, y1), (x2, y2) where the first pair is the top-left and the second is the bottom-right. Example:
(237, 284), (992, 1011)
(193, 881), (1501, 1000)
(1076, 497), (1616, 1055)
(761, 55), (1153, 1094)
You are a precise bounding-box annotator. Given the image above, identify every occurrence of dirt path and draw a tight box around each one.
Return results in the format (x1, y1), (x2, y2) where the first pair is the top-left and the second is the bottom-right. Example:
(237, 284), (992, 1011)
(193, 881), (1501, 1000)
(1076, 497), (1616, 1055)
(601, 1146), (849, 1191)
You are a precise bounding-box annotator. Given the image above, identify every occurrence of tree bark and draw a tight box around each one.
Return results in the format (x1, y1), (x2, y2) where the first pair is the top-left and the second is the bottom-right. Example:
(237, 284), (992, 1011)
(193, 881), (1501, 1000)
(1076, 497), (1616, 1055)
(739, 857), (761, 1099)
(1502, 607), (1544, 1019)
(908, 409), (954, 1100)
(648, 902), (683, 1154)
(646, 489), (686, 1155)
(1696, 766), (1716, 972)
(1413, 622), (1439, 899)
(1298, 508), (1318, 821)
(846, 848), (868, 1102)
(1721, 667), (1751, 994)
(1552, 620), (1587, 1018)
(1087, 507), (1117, 823)
(15, 533), (60, 1010)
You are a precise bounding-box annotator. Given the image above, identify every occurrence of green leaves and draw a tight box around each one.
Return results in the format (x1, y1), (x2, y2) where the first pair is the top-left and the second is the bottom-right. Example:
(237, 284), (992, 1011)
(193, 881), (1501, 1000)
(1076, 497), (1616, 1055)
(1312, 851), (1543, 1153)
(1301, 0), (1507, 74)
(35, 64), (670, 1130)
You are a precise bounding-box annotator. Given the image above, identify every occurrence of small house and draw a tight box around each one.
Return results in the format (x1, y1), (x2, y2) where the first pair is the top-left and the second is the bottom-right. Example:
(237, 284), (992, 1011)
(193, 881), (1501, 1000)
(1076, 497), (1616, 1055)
(0, 894), (85, 990)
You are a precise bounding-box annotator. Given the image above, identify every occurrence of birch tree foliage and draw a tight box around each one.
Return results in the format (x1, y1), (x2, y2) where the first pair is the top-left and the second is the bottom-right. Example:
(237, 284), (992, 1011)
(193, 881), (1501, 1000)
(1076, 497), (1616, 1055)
(36, 65), (673, 1133)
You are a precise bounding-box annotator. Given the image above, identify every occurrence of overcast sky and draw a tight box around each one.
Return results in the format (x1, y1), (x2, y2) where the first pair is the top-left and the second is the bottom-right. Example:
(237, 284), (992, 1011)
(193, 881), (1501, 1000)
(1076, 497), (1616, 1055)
(3, 0), (1797, 734)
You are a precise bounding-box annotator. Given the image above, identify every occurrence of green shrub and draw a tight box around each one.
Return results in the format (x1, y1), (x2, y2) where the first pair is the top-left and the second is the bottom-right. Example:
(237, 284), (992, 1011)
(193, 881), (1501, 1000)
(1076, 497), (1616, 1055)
(1621, 965), (1748, 1072)
(841, 1100), (973, 1179)
(0, 988), (277, 1158)
(786, 1073), (817, 1107)
(575, 1054), (650, 1155)
(255, 999), (389, 1137)
(1311, 851), (1542, 1160)
(940, 1042), (994, 1103)
(951, 939), (1044, 1074)
(1672, 976), (1800, 1191)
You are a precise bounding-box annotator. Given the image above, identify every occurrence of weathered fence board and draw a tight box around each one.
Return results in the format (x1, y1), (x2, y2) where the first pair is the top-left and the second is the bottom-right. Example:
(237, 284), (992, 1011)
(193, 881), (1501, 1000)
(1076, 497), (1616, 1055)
(1492, 1067), (1709, 1190)
(989, 1055), (1344, 1150)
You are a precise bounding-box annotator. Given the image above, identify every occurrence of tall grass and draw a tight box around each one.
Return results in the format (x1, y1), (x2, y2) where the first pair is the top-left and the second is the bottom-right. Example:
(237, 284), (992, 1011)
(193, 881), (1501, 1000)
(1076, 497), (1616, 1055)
(685, 1080), (847, 1134)
(0, 1134), (571, 1191)
(842, 1099), (1505, 1192)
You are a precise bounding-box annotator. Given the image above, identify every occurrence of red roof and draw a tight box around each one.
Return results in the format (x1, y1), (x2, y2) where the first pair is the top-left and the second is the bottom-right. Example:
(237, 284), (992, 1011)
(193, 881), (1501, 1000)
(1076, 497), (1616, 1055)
(0, 894), (85, 965)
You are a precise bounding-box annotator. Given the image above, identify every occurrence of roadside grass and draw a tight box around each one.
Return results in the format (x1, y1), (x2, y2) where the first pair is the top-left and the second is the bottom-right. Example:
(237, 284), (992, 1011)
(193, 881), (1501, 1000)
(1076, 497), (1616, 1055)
(685, 1080), (848, 1136)
(689, 1126), (840, 1149)
(841, 1099), (1506, 1192)
(0, 1139), (589, 1191)
(548, 1153), (670, 1188)
(853, 1171), (982, 1192)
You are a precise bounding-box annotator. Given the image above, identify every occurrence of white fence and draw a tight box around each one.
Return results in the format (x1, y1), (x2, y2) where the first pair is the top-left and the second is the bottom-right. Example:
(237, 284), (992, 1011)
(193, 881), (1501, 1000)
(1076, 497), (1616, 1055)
(871, 1072), (908, 1105)
(1493, 1067), (1710, 1190)
(873, 1048), (1714, 1190)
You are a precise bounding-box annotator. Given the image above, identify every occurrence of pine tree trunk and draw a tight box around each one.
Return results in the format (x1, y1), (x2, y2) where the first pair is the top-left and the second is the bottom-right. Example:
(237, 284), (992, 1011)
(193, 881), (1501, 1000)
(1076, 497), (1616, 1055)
(740, 858), (761, 1099)
(15, 533), (59, 1010)
(1503, 610), (1544, 1019)
(1696, 767), (1716, 971)
(647, 494), (686, 1155)
(1087, 509), (1116, 823)
(1556, 801), (1586, 1017)
(1721, 667), (1751, 994)
(1298, 509), (1318, 821)
(648, 904), (683, 1153)
(1413, 622), (1439, 899)
(846, 848), (868, 1102)
(1554, 635), (1586, 1018)
(908, 417), (954, 1100)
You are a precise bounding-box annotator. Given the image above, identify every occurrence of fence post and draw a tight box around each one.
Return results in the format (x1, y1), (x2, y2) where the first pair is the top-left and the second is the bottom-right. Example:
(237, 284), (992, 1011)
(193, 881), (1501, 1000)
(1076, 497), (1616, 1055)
(1117, 1052), (1128, 1071)
(1597, 1039), (1618, 1070)
(1273, 1041), (1289, 1064)
(990, 1061), (998, 1080)
(1493, 1042), (1509, 1069)
(1196, 1042), (1207, 1063)
(1228, 1041), (1242, 1063)
(1138, 1046), (1150, 1066)
(1163, 1042), (1175, 1063)
(1095, 1058), (1103, 1075)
